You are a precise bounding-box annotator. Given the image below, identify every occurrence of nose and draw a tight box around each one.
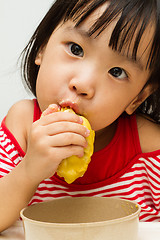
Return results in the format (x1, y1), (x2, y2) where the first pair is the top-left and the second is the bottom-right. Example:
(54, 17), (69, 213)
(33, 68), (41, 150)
(69, 67), (96, 99)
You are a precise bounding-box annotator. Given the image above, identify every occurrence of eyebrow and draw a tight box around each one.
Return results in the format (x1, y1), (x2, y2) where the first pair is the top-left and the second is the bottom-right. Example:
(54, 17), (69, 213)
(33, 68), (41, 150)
(117, 53), (144, 71)
(64, 26), (91, 39)
(64, 26), (144, 71)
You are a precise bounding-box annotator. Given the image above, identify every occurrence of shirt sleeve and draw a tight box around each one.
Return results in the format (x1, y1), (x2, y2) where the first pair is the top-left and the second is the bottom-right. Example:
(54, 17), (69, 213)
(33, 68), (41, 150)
(0, 127), (22, 178)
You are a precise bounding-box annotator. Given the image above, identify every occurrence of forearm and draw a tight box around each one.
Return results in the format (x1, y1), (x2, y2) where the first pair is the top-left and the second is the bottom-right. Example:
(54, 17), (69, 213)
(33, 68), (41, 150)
(0, 108), (88, 232)
(0, 160), (39, 232)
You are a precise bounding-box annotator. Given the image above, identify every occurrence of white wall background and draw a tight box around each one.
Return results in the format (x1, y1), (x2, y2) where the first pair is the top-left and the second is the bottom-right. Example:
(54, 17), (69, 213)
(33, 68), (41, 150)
(0, 0), (54, 122)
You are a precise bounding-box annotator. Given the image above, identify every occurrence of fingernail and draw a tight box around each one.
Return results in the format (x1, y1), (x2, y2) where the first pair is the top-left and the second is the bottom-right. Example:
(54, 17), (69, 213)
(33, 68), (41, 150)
(79, 117), (83, 124)
(85, 129), (90, 137)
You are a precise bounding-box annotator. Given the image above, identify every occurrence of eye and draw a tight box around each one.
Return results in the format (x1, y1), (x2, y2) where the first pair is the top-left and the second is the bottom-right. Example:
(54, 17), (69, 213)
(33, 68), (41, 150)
(68, 42), (84, 57)
(108, 67), (128, 79)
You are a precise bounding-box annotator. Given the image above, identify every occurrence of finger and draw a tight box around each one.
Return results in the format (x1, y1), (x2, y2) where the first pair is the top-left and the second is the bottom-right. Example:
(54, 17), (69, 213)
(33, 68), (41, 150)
(39, 111), (83, 126)
(48, 132), (88, 148)
(41, 104), (60, 117)
(51, 145), (85, 160)
(45, 121), (90, 138)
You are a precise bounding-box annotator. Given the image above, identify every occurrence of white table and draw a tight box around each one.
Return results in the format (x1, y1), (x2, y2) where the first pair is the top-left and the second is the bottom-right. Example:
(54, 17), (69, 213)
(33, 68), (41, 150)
(0, 221), (24, 240)
(138, 222), (160, 240)
(0, 221), (160, 239)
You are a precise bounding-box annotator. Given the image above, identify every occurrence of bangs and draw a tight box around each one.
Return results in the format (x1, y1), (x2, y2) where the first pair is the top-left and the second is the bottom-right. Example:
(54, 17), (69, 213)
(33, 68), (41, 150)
(64, 0), (158, 70)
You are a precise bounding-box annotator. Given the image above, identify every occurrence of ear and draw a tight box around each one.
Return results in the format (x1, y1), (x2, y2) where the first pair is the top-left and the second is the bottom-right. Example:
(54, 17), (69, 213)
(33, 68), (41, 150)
(35, 46), (46, 66)
(125, 83), (155, 115)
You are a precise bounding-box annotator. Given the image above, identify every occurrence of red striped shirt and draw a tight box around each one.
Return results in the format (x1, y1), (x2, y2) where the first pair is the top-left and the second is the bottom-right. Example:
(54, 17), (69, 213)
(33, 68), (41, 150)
(1, 100), (160, 222)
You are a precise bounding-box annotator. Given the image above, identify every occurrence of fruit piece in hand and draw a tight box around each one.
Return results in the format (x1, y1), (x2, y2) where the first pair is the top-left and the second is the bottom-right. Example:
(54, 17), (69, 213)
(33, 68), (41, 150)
(42, 105), (95, 184)
(57, 107), (95, 184)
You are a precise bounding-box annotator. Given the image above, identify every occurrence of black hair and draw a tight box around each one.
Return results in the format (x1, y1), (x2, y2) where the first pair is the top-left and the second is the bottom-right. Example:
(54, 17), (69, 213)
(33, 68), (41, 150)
(21, 0), (160, 122)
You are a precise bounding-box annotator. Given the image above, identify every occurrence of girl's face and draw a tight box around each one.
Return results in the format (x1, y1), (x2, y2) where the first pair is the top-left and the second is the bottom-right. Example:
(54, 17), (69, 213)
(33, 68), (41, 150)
(35, 5), (153, 132)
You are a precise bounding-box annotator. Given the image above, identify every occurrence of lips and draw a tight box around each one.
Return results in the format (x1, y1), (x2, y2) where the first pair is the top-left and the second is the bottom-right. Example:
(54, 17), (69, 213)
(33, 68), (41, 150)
(59, 100), (79, 114)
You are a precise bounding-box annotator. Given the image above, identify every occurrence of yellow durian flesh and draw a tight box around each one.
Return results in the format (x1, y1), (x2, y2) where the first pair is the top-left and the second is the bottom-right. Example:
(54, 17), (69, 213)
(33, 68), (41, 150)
(57, 108), (95, 184)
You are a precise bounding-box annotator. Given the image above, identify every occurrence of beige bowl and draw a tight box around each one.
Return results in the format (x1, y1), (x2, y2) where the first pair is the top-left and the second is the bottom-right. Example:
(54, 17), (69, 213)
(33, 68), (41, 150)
(20, 197), (140, 240)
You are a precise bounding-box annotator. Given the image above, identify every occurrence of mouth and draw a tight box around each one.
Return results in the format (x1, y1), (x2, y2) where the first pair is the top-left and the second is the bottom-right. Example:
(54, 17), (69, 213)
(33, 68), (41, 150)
(59, 100), (79, 114)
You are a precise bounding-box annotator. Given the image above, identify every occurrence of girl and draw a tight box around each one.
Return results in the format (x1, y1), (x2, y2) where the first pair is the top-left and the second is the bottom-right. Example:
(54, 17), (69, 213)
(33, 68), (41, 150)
(1, 0), (160, 231)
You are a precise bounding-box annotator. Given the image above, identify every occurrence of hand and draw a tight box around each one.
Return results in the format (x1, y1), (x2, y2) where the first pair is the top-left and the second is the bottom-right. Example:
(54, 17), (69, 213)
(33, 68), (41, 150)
(23, 106), (89, 184)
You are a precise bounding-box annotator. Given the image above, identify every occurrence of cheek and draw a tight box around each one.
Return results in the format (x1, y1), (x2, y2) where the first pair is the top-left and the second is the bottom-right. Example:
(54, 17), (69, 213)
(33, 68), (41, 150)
(36, 62), (59, 91)
(89, 110), (120, 131)
(87, 91), (133, 131)
(35, 68), (55, 107)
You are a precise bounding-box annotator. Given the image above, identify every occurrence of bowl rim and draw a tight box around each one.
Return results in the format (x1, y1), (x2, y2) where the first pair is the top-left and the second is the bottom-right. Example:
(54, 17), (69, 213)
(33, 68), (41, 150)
(20, 197), (141, 228)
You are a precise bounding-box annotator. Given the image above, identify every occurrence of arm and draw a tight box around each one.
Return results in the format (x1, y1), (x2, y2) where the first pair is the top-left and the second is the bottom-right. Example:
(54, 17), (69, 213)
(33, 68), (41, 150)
(0, 100), (88, 232)
(0, 100), (37, 231)
(0, 161), (39, 232)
